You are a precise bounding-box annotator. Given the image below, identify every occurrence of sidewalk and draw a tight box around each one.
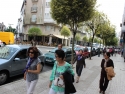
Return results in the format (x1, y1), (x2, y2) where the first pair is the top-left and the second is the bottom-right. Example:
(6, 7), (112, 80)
(0, 54), (125, 94)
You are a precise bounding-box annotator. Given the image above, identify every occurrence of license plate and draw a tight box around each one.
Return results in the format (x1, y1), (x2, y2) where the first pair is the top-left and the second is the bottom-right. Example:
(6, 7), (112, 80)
(46, 59), (52, 62)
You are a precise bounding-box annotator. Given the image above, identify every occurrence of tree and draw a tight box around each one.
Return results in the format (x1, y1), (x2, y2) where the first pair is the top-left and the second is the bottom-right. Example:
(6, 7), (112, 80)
(75, 34), (81, 44)
(5, 26), (17, 35)
(51, 0), (96, 64)
(61, 26), (71, 45)
(94, 37), (98, 43)
(28, 27), (42, 40)
(105, 37), (118, 46)
(83, 36), (88, 43)
(85, 11), (104, 59)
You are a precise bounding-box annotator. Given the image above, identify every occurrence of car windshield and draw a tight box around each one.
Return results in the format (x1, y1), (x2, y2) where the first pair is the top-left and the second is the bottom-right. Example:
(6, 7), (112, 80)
(74, 47), (83, 51)
(0, 46), (18, 60)
(50, 48), (66, 53)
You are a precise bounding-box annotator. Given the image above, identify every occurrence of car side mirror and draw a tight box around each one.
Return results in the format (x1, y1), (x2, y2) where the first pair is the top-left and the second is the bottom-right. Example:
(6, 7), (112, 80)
(14, 58), (20, 61)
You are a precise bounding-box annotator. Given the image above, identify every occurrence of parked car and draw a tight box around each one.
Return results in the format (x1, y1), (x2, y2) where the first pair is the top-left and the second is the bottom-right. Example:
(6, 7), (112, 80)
(0, 45), (45, 85)
(74, 46), (83, 55)
(44, 47), (76, 64)
(87, 47), (97, 56)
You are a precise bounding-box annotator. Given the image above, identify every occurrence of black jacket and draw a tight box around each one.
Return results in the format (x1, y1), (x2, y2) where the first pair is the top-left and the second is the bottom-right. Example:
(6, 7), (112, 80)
(101, 59), (114, 74)
(62, 71), (76, 94)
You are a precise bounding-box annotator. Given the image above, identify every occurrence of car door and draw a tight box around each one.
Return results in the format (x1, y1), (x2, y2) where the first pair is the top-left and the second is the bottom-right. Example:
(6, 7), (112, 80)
(65, 48), (72, 62)
(11, 49), (27, 76)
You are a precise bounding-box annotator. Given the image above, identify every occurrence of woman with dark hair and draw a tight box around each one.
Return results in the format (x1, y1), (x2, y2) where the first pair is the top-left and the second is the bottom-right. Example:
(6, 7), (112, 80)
(74, 49), (86, 83)
(24, 47), (42, 94)
(49, 50), (75, 94)
(99, 52), (114, 94)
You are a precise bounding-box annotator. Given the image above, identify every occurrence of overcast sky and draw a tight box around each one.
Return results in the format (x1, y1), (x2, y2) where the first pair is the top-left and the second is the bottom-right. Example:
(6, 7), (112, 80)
(0, 0), (124, 35)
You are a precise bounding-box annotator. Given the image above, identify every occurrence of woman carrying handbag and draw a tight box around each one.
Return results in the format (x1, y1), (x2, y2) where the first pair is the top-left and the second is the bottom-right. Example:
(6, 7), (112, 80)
(49, 50), (75, 94)
(99, 52), (114, 94)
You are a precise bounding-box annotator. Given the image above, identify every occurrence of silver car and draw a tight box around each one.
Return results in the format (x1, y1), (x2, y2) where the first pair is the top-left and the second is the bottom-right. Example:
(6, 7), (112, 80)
(0, 45), (45, 85)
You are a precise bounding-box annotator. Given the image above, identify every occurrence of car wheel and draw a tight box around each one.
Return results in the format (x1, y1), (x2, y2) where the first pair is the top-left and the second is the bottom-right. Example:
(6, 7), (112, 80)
(0, 72), (8, 85)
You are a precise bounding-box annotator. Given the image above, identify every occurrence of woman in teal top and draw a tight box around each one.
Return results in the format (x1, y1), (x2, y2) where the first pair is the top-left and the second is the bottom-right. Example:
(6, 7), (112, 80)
(49, 50), (74, 94)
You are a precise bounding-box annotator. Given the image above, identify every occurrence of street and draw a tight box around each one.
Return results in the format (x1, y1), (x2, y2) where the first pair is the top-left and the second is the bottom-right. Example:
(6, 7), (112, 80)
(0, 54), (125, 94)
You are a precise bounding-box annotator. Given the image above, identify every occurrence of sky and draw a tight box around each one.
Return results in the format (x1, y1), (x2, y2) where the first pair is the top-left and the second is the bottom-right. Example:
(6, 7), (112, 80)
(0, 0), (124, 36)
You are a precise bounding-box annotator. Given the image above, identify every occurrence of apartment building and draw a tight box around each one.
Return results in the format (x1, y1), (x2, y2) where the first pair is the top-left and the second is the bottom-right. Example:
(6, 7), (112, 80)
(17, 0), (89, 46)
(17, 0), (71, 45)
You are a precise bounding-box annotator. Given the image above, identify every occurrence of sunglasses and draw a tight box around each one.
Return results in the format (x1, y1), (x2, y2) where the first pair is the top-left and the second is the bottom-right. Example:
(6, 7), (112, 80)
(29, 52), (34, 54)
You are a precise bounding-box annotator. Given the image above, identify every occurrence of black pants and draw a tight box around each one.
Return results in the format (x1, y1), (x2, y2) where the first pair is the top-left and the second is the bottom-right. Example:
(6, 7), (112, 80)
(99, 72), (109, 91)
(76, 65), (83, 76)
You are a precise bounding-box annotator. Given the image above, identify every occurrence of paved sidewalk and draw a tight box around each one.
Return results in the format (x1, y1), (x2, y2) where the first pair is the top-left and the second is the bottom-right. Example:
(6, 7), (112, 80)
(0, 54), (125, 94)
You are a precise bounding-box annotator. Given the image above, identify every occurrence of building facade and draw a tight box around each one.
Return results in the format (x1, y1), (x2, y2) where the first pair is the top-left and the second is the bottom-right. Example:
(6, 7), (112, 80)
(17, 0), (88, 46)
(0, 22), (6, 31)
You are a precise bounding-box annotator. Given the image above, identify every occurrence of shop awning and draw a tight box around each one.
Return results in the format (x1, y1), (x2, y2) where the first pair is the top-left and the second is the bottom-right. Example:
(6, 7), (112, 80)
(53, 34), (68, 39)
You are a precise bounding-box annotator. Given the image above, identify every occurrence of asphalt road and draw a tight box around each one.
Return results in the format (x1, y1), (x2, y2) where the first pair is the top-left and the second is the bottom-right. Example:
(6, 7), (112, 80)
(7, 47), (54, 84)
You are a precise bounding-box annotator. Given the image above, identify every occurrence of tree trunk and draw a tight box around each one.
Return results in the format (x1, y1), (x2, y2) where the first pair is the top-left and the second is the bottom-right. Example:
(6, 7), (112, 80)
(90, 33), (94, 60)
(71, 32), (76, 67)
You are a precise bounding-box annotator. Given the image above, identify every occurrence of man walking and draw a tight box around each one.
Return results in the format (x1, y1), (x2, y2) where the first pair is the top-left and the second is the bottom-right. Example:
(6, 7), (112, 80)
(58, 44), (62, 50)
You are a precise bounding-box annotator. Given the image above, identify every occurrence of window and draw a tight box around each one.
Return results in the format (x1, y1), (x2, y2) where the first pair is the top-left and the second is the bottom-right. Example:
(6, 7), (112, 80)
(15, 49), (27, 59)
(31, 15), (37, 23)
(66, 48), (71, 54)
(31, 5), (37, 13)
(45, 26), (51, 31)
(45, 2), (50, 7)
(44, 13), (50, 19)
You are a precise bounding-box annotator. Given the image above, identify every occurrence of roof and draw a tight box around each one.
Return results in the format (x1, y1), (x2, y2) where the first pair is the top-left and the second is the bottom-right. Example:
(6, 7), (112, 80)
(6, 45), (30, 49)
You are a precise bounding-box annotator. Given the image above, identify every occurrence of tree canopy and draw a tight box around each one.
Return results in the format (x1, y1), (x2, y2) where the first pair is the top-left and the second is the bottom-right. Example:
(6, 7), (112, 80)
(61, 26), (71, 38)
(5, 26), (17, 35)
(83, 36), (88, 42)
(51, 0), (97, 64)
(28, 27), (42, 36)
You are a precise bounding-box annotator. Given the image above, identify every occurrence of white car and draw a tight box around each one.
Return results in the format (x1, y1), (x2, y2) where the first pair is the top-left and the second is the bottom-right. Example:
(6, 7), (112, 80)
(0, 40), (3, 47)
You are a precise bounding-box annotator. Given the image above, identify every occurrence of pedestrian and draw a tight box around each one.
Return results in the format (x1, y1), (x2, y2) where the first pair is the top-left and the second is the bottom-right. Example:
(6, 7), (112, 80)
(99, 52), (114, 94)
(24, 47), (42, 94)
(58, 44), (62, 50)
(74, 49), (86, 83)
(49, 50), (75, 94)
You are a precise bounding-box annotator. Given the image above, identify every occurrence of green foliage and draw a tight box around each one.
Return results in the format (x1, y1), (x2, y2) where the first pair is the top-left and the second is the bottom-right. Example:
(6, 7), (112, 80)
(51, 0), (96, 25)
(83, 36), (88, 42)
(105, 37), (118, 46)
(75, 34), (81, 41)
(28, 27), (42, 36)
(61, 26), (71, 37)
(51, 0), (96, 63)
(89, 37), (92, 42)
(5, 26), (17, 35)
(94, 38), (98, 43)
